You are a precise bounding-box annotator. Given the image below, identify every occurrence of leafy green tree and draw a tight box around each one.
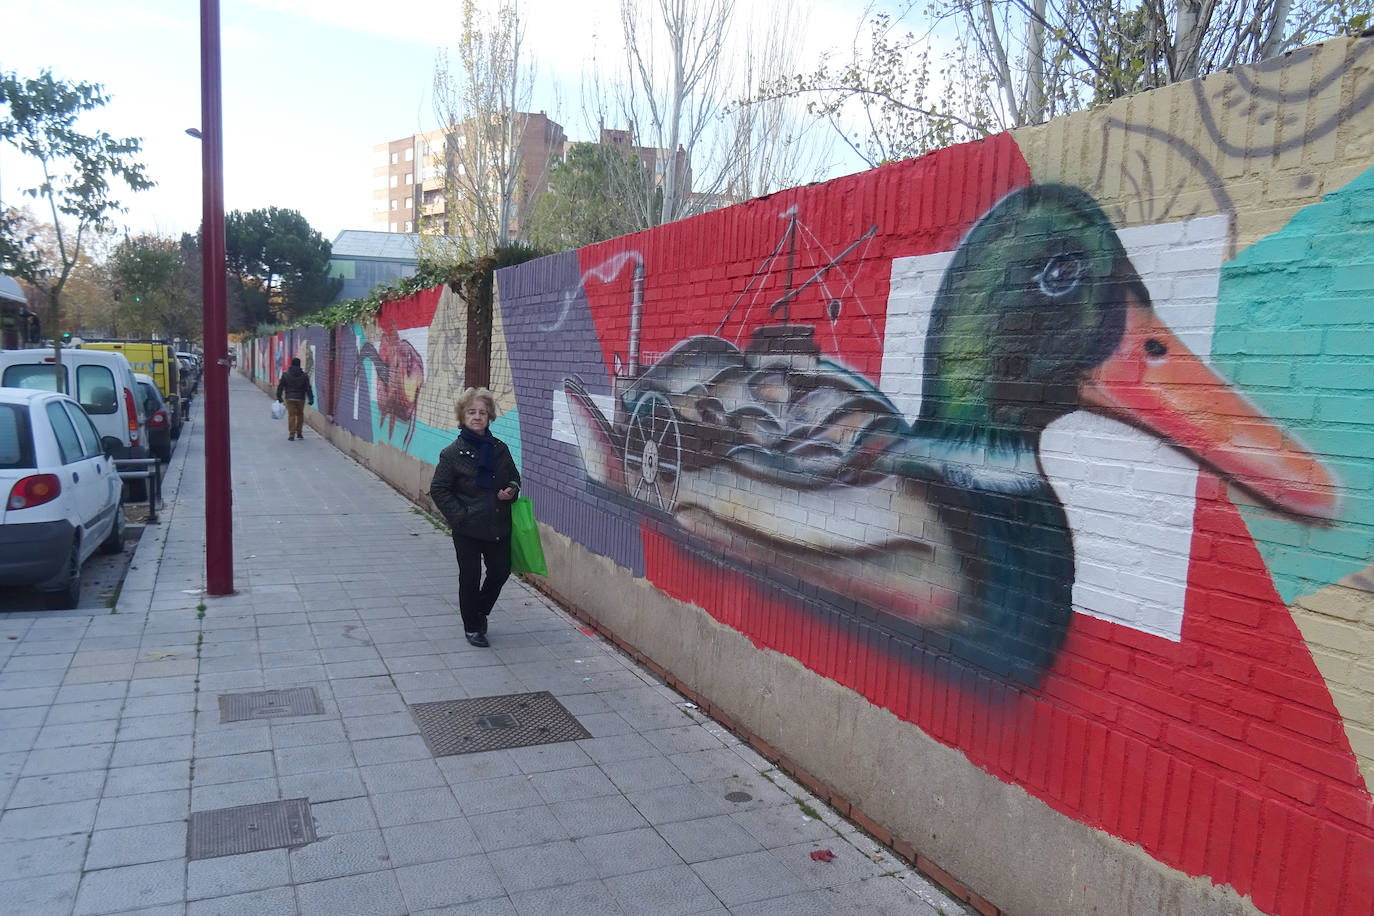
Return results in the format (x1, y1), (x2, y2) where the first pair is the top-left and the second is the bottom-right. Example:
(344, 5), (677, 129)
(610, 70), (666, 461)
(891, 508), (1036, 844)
(1, 207), (42, 280)
(224, 207), (340, 331)
(526, 144), (646, 251)
(0, 69), (152, 379)
(110, 233), (202, 341)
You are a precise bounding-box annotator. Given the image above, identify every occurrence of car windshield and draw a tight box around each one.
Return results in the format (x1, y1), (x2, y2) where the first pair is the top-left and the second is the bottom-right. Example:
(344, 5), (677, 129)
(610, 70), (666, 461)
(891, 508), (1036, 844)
(0, 403), (36, 470)
(138, 382), (161, 414)
(75, 365), (120, 415)
(2, 362), (66, 392)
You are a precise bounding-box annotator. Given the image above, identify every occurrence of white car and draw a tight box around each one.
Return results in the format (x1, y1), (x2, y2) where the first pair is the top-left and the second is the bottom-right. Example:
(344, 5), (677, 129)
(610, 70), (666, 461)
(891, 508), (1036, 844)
(0, 387), (126, 608)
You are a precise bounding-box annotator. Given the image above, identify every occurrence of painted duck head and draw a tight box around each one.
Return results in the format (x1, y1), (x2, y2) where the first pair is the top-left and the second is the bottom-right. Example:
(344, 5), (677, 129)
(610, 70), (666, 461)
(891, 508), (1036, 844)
(917, 183), (1336, 522)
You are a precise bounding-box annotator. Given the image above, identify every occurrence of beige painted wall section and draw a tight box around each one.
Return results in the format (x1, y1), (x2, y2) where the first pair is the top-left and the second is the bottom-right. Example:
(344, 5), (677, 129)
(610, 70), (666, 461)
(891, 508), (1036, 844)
(1013, 36), (1374, 257)
(1293, 580), (1374, 793)
(416, 282), (517, 425)
(1014, 34), (1374, 795)
(418, 284), (469, 430)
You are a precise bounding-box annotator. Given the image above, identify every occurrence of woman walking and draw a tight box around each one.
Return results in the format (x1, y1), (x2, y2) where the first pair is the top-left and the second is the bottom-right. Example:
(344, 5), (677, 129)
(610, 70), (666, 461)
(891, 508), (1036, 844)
(429, 388), (521, 647)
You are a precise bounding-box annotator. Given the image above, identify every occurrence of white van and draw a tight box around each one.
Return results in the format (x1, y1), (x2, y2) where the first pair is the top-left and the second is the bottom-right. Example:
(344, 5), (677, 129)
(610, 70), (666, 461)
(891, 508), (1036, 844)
(0, 348), (150, 462)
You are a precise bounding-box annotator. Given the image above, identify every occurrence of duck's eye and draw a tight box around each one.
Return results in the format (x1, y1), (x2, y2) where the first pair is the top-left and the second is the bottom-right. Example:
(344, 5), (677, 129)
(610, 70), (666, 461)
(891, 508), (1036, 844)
(1035, 254), (1084, 297)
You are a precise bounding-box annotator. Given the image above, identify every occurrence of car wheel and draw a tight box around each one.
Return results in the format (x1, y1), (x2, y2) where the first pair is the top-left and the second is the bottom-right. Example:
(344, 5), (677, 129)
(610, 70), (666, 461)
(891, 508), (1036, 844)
(45, 538), (82, 610)
(101, 502), (126, 555)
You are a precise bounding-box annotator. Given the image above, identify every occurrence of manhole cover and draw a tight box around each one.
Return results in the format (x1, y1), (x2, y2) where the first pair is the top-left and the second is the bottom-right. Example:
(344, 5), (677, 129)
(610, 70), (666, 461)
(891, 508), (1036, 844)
(187, 798), (317, 860)
(410, 691), (591, 756)
(725, 791), (753, 803)
(218, 688), (324, 723)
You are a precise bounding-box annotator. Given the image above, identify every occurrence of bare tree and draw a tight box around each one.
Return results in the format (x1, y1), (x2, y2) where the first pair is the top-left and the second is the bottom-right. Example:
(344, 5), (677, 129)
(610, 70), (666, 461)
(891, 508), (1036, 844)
(431, 0), (539, 259)
(586, 0), (737, 228)
(757, 0), (1365, 166)
(753, 9), (991, 169)
(948, 0), (1360, 118)
(724, 1), (835, 200)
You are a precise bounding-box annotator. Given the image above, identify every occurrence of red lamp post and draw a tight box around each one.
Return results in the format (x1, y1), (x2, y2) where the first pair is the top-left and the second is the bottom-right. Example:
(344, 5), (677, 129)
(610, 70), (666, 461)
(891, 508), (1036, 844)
(199, 0), (233, 595)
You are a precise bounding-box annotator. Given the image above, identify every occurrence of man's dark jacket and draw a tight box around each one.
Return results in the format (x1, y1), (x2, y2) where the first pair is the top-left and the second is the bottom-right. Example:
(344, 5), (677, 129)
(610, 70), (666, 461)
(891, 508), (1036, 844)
(429, 434), (520, 541)
(276, 366), (314, 403)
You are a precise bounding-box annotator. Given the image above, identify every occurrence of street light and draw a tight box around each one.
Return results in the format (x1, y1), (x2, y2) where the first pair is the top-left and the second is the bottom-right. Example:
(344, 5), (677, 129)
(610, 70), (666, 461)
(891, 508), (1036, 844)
(197, 0), (234, 596)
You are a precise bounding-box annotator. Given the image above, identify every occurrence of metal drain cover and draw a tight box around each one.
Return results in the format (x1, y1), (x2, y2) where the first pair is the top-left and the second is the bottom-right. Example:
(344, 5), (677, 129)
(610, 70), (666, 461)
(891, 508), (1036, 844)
(410, 691), (591, 756)
(218, 688), (324, 723)
(188, 798), (317, 860)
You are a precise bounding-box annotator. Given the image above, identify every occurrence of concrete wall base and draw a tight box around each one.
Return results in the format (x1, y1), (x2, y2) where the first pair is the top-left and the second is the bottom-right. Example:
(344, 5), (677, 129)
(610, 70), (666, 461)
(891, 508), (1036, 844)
(532, 524), (1263, 916)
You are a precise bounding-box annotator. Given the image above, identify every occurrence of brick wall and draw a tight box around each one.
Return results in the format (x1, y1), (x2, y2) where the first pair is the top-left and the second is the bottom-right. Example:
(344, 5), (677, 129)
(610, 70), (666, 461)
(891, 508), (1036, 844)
(492, 36), (1374, 916)
(244, 34), (1374, 916)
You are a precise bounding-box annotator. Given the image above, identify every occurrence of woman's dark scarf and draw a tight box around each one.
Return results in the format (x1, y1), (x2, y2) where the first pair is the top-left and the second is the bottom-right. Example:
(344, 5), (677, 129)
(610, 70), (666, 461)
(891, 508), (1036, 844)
(459, 426), (497, 490)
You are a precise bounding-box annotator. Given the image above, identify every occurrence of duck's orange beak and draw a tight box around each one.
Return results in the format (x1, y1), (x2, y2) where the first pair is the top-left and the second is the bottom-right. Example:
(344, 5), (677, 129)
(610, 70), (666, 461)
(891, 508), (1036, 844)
(1079, 295), (1338, 522)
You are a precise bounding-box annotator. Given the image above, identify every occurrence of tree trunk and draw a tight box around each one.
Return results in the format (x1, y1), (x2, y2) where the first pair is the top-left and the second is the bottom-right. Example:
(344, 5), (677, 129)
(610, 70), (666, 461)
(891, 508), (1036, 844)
(1022, 0), (1049, 124)
(979, 0), (1021, 126)
(1258, 0), (1293, 60)
(660, 0), (687, 223)
(1174, 0), (1205, 81)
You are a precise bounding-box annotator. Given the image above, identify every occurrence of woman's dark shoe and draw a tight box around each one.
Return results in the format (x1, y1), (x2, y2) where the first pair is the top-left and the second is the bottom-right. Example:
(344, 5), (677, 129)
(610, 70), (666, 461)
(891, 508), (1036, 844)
(465, 632), (490, 648)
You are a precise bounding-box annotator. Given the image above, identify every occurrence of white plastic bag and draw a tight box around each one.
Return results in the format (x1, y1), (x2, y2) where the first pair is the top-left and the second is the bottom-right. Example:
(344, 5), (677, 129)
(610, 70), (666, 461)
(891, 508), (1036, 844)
(270, 401), (285, 420)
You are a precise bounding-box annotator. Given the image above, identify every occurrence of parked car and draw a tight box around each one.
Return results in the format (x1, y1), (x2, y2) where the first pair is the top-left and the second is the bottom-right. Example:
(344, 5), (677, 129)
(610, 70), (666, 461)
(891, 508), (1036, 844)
(0, 387), (125, 608)
(176, 355), (197, 421)
(134, 373), (173, 463)
(81, 341), (183, 439)
(176, 351), (201, 389)
(0, 348), (152, 499)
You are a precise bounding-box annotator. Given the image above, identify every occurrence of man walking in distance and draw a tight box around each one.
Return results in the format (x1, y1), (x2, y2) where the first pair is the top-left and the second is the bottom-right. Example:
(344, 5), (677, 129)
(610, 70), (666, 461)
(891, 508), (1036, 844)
(275, 357), (314, 441)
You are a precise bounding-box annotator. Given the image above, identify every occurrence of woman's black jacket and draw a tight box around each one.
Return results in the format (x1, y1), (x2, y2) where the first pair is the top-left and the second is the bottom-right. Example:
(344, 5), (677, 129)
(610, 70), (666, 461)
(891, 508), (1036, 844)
(429, 433), (520, 541)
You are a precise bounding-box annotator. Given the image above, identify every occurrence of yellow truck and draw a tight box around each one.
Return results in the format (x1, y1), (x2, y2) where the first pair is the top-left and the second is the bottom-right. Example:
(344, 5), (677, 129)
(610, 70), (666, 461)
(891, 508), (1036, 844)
(81, 341), (183, 438)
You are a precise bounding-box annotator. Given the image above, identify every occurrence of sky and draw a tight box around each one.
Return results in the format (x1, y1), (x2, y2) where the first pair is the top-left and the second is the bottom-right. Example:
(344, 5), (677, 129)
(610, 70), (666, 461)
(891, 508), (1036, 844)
(1, 0), (890, 246)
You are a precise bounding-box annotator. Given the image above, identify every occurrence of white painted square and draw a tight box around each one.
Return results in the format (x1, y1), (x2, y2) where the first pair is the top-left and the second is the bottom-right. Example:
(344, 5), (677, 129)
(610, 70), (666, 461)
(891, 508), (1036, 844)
(883, 215), (1228, 640)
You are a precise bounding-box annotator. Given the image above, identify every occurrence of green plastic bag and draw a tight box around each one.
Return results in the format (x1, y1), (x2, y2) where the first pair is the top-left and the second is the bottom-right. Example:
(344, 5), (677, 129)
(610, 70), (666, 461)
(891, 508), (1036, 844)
(509, 497), (548, 576)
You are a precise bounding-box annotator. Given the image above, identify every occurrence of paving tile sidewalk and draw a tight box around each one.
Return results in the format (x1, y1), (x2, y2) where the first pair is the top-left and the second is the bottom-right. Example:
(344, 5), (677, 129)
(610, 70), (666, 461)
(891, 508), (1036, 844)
(0, 371), (965, 916)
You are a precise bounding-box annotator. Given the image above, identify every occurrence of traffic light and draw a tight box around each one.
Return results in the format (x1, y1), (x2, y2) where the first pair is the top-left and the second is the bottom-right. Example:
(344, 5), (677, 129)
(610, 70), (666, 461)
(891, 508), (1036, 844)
(61, 332), (72, 344)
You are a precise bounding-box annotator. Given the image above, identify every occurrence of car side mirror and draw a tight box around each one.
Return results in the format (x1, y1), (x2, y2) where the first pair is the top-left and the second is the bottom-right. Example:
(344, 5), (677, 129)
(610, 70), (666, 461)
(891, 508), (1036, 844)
(101, 435), (121, 458)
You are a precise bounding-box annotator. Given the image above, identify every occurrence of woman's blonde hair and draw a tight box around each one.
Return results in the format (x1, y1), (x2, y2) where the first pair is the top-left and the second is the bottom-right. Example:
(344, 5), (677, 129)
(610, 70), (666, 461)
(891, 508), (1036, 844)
(456, 387), (498, 424)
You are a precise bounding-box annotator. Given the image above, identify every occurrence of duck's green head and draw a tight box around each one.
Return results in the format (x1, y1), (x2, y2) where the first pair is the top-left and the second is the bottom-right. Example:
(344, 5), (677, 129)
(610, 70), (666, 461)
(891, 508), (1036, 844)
(917, 184), (1145, 448)
(913, 183), (1337, 521)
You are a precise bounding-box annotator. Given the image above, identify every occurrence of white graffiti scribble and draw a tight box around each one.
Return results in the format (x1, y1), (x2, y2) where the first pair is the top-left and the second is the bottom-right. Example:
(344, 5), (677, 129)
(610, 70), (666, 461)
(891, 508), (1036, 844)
(541, 251), (645, 333)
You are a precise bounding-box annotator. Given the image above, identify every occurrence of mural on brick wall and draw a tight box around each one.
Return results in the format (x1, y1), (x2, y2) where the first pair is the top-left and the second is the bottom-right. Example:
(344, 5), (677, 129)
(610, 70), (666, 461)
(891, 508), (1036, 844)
(493, 39), (1374, 916)
(248, 283), (522, 469)
(559, 182), (1335, 683)
(242, 36), (1372, 916)
(356, 321), (425, 452)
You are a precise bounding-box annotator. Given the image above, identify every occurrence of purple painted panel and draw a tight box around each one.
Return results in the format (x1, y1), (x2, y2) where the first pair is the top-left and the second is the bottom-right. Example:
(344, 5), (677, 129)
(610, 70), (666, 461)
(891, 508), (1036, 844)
(498, 252), (646, 575)
(330, 324), (375, 443)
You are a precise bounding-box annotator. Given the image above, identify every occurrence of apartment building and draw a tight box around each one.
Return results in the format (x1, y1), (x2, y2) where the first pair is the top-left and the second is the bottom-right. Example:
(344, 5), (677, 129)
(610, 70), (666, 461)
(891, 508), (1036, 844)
(597, 125), (693, 198)
(372, 112), (566, 239)
(371, 129), (445, 235)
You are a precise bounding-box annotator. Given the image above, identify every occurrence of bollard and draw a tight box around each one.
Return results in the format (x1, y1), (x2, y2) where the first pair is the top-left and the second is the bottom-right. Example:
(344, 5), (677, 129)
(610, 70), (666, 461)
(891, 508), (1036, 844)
(114, 458), (163, 524)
